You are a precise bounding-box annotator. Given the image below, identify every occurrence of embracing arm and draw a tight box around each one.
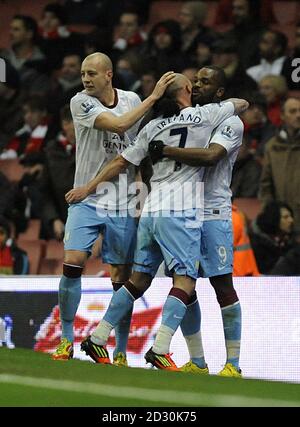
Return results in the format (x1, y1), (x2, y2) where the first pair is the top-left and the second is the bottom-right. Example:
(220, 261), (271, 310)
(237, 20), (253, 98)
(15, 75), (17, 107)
(94, 72), (175, 134)
(65, 155), (130, 203)
(163, 143), (227, 167)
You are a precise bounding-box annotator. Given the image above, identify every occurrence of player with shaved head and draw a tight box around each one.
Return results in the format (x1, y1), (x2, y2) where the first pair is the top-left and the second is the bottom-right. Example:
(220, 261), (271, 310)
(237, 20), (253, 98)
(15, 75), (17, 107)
(66, 73), (248, 370)
(52, 52), (175, 363)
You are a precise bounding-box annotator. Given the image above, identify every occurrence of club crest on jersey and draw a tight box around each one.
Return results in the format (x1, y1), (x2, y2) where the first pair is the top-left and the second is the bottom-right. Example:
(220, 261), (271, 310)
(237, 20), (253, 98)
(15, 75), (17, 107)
(80, 101), (95, 113)
(221, 126), (234, 138)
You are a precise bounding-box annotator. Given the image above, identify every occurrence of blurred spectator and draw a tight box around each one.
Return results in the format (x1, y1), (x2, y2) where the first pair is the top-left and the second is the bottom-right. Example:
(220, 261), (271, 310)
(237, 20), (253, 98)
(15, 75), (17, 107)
(223, 0), (265, 68)
(249, 201), (296, 274)
(0, 217), (29, 275)
(0, 172), (15, 220)
(232, 204), (260, 276)
(84, 28), (113, 57)
(115, 54), (139, 91)
(0, 172), (28, 236)
(38, 3), (84, 71)
(89, 0), (153, 32)
(194, 39), (213, 69)
(282, 22), (300, 90)
(178, 1), (217, 57)
(241, 92), (276, 158)
(1, 96), (48, 159)
(0, 62), (24, 152)
(18, 151), (45, 220)
(259, 98), (300, 233)
(259, 74), (288, 127)
(63, 0), (104, 25)
(215, 0), (277, 26)
(39, 105), (75, 240)
(135, 70), (157, 100)
(246, 30), (289, 83)
(231, 136), (262, 198)
(46, 53), (82, 139)
(140, 20), (189, 75)
(181, 67), (197, 83)
(211, 37), (258, 98)
(0, 15), (49, 94)
(113, 10), (147, 56)
(270, 243), (300, 275)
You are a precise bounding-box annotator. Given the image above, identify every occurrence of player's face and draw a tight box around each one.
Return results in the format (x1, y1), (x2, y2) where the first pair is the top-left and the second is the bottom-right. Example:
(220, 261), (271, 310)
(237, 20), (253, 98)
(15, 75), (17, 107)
(279, 208), (294, 234)
(192, 68), (219, 106)
(81, 60), (112, 97)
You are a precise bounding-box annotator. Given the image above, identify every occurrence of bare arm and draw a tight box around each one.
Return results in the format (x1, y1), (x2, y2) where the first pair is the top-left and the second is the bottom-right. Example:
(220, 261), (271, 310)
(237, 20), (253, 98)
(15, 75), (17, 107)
(65, 155), (130, 203)
(94, 71), (175, 134)
(163, 143), (227, 167)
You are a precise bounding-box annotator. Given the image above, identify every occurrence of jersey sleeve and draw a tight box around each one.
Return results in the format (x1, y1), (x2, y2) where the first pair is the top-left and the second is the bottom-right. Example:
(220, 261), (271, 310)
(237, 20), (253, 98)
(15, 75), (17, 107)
(210, 118), (244, 153)
(121, 126), (149, 166)
(70, 94), (106, 128)
(127, 92), (142, 139)
(196, 101), (235, 128)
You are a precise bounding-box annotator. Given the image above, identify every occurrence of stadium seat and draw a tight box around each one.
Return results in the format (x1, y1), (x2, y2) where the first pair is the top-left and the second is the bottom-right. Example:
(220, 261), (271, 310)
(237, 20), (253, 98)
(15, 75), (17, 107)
(17, 239), (45, 274)
(148, 1), (218, 29)
(234, 198), (262, 221)
(288, 90), (300, 98)
(84, 257), (110, 276)
(0, 159), (25, 183)
(67, 24), (97, 34)
(148, 1), (183, 27)
(38, 258), (62, 275)
(273, 1), (300, 25)
(17, 219), (41, 241)
(270, 23), (296, 49)
(45, 239), (64, 261)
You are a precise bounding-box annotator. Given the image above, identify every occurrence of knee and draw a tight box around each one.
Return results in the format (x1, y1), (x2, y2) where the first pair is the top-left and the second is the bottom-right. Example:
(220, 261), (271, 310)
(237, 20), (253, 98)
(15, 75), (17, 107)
(64, 251), (87, 268)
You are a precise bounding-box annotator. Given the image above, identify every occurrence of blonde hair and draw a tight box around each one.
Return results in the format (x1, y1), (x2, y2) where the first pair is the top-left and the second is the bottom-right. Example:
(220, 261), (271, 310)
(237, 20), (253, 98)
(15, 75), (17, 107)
(259, 74), (288, 98)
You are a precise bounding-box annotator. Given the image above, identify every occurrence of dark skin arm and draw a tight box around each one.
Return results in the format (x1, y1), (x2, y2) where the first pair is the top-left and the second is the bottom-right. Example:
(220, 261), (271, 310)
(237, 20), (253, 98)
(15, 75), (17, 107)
(163, 143), (227, 167)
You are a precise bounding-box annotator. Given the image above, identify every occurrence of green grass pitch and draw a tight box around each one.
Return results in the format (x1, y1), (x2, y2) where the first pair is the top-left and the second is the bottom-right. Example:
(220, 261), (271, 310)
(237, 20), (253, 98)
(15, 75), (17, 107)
(0, 348), (300, 407)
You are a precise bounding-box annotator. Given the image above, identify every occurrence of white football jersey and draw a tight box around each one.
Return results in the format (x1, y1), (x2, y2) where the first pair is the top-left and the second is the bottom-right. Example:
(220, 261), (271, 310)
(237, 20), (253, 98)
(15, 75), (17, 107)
(203, 115), (244, 220)
(70, 88), (141, 209)
(122, 102), (235, 213)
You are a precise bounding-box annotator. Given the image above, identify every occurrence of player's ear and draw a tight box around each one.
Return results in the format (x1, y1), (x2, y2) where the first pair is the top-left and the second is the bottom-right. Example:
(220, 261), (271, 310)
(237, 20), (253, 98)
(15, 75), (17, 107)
(217, 87), (225, 98)
(107, 70), (113, 81)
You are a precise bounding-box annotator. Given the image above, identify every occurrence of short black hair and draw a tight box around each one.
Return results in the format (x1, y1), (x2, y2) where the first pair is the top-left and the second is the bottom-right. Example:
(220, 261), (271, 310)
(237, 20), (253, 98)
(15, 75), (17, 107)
(44, 3), (67, 25)
(264, 29), (288, 54)
(60, 104), (72, 122)
(202, 65), (227, 89)
(257, 201), (293, 235)
(13, 15), (38, 41)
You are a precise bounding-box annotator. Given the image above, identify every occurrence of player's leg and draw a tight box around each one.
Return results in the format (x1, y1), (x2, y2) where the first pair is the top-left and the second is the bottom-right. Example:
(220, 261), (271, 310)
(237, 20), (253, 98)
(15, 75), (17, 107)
(101, 214), (138, 366)
(145, 211), (201, 370)
(209, 273), (242, 377)
(81, 215), (162, 363)
(52, 203), (103, 360)
(109, 264), (132, 366)
(180, 290), (208, 373)
(202, 220), (242, 376)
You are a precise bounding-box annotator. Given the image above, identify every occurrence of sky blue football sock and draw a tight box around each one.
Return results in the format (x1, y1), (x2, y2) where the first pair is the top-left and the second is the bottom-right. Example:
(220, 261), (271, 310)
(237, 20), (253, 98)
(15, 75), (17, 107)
(221, 302), (242, 368)
(59, 275), (81, 342)
(152, 295), (187, 355)
(113, 304), (133, 358)
(103, 286), (135, 327)
(181, 298), (206, 368)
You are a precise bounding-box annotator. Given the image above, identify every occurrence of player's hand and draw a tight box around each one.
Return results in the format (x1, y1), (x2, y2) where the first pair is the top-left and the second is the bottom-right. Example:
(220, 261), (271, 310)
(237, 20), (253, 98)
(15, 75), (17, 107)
(148, 140), (166, 164)
(151, 71), (176, 101)
(65, 186), (89, 204)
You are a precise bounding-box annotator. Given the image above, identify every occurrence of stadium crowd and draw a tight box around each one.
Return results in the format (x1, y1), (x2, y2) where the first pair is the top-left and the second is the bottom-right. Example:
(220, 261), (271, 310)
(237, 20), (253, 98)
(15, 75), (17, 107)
(0, 0), (299, 276)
